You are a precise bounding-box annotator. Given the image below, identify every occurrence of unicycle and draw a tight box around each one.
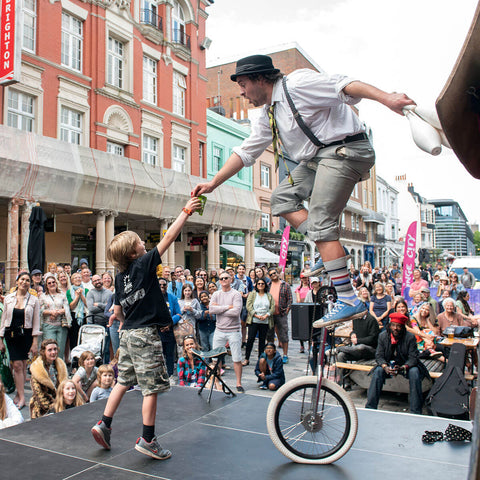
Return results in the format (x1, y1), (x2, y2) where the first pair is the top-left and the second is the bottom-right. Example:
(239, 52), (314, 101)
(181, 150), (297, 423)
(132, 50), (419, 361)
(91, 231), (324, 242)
(266, 296), (358, 464)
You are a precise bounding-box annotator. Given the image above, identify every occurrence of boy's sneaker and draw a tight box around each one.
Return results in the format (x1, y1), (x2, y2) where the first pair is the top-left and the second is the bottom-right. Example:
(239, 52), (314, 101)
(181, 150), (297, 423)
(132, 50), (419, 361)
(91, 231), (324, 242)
(91, 421), (111, 450)
(259, 385), (268, 390)
(305, 247), (351, 277)
(313, 301), (367, 328)
(135, 436), (172, 460)
(282, 355), (289, 364)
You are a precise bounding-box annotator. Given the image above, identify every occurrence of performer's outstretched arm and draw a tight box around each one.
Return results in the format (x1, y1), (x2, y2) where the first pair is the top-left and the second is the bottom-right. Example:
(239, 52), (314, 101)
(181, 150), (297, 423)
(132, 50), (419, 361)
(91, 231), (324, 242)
(343, 81), (416, 115)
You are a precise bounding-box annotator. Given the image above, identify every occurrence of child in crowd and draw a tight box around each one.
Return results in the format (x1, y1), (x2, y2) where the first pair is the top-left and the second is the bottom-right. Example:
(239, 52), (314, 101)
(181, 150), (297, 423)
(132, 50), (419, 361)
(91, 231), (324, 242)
(52, 379), (84, 413)
(255, 343), (285, 391)
(90, 365), (115, 402)
(109, 349), (120, 381)
(91, 196), (200, 460)
(72, 351), (98, 403)
(0, 379), (24, 429)
(177, 335), (206, 388)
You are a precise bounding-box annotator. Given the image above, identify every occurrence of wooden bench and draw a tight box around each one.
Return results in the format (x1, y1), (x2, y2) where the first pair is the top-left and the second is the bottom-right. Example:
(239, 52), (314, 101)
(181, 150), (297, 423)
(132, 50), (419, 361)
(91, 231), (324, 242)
(334, 358), (474, 394)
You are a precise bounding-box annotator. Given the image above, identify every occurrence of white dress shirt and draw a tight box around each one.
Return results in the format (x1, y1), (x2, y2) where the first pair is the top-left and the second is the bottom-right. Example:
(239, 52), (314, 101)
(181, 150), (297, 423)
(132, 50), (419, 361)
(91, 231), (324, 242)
(233, 69), (365, 166)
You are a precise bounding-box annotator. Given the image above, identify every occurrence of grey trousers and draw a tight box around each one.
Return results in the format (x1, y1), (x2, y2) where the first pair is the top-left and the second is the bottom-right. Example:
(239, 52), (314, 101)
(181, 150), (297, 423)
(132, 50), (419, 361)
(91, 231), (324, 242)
(270, 139), (375, 242)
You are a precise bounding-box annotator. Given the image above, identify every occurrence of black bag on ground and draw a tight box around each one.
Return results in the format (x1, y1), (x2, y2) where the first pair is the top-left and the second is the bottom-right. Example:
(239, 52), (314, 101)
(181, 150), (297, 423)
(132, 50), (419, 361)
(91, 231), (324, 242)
(426, 343), (470, 420)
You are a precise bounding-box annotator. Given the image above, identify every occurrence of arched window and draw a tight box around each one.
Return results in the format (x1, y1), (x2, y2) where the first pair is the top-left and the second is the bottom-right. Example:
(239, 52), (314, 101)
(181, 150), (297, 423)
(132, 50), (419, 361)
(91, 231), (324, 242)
(172, 1), (186, 45)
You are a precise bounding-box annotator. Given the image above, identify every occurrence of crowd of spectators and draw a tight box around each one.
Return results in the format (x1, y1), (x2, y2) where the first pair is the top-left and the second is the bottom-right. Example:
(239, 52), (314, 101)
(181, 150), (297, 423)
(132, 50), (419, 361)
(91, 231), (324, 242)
(0, 255), (479, 426)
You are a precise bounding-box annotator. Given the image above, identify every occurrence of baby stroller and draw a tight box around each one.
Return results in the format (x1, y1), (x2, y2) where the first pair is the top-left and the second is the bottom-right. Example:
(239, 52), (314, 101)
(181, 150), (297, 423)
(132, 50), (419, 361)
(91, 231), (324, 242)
(70, 316), (107, 369)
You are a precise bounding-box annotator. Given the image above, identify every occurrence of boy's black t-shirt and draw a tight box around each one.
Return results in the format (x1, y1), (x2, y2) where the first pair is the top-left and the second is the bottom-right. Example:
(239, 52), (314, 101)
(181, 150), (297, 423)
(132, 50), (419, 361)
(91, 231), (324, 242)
(114, 248), (172, 329)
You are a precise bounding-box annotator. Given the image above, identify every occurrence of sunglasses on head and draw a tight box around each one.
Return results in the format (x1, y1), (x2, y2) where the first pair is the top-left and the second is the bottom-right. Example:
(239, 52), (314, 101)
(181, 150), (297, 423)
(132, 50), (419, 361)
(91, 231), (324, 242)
(184, 335), (195, 340)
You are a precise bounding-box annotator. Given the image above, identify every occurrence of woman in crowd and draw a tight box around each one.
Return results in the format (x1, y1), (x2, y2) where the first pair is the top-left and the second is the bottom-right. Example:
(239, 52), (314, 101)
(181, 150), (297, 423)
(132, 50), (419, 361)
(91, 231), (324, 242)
(209, 269), (219, 283)
(177, 335), (206, 388)
(57, 271), (71, 296)
(447, 272), (465, 300)
(409, 292), (424, 317)
(248, 268), (256, 284)
(192, 276), (206, 300)
(66, 272), (87, 359)
(409, 303), (444, 361)
(197, 291), (216, 352)
(304, 277), (323, 303)
(244, 279), (275, 366)
(0, 379), (24, 428)
(52, 379), (84, 413)
(254, 343), (285, 391)
(436, 275), (450, 299)
(356, 266), (373, 294)
(437, 297), (478, 334)
(385, 282), (395, 300)
(456, 291), (480, 321)
(255, 266), (271, 286)
(178, 284), (202, 330)
(40, 273), (72, 361)
(207, 281), (218, 298)
(30, 339), (68, 418)
(393, 298), (412, 321)
(294, 273), (311, 353)
(102, 271), (115, 292)
(437, 289), (452, 314)
(0, 271), (41, 409)
(357, 286), (371, 309)
(369, 282), (392, 329)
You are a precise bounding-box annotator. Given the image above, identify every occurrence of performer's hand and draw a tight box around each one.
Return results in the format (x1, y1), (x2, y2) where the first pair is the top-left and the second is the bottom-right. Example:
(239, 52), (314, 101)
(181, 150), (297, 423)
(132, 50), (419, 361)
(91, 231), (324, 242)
(384, 92), (416, 115)
(192, 181), (215, 197)
(107, 313), (117, 328)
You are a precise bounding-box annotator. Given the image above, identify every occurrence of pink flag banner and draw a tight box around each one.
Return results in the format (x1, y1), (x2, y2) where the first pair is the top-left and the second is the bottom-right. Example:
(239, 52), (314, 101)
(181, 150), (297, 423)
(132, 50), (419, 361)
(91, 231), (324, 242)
(278, 226), (290, 272)
(401, 221), (417, 297)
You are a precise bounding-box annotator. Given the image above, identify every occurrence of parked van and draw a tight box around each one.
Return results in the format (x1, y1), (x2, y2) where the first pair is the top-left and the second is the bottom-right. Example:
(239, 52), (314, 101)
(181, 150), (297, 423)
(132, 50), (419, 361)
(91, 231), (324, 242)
(449, 257), (480, 287)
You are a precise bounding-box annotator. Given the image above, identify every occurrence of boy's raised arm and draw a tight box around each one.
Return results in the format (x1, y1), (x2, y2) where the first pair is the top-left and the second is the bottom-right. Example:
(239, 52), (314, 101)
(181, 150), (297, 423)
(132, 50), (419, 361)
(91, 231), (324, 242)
(157, 197), (201, 258)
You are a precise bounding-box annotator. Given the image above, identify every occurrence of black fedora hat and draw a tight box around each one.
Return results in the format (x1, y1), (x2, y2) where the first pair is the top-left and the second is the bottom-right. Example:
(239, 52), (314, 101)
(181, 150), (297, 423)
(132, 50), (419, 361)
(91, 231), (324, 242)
(230, 54), (280, 81)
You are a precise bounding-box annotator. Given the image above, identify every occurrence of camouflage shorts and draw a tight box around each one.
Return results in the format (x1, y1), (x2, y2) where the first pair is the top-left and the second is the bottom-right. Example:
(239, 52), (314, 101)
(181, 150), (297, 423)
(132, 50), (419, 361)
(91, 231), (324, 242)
(117, 326), (170, 396)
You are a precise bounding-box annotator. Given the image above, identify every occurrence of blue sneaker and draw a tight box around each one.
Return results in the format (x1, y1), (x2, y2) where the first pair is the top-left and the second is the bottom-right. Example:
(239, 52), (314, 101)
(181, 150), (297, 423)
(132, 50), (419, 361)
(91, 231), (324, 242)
(282, 355), (289, 364)
(305, 247), (351, 277)
(312, 301), (367, 328)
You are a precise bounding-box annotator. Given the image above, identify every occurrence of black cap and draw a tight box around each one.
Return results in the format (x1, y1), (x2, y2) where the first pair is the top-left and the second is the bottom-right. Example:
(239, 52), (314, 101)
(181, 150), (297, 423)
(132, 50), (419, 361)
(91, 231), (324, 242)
(31, 269), (43, 276)
(230, 54), (280, 81)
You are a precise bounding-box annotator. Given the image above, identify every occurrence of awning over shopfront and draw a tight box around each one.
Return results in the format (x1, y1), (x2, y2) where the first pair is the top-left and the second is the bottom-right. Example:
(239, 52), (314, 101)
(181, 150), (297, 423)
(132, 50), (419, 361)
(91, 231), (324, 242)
(221, 244), (280, 264)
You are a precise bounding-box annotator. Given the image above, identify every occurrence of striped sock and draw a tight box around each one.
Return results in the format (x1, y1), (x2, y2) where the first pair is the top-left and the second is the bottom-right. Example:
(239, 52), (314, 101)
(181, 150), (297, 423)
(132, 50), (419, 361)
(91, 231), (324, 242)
(324, 256), (359, 306)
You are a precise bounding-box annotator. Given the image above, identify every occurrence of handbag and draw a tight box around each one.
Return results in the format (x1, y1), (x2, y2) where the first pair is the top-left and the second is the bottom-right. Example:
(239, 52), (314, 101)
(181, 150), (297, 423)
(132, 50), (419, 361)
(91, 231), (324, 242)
(0, 351), (15, 394)
(173, 318), (195, 346)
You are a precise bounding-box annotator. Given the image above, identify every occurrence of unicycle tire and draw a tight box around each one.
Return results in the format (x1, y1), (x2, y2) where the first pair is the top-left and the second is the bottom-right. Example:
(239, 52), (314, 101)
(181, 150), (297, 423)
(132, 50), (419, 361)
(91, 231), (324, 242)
(266, 375), (358, 464)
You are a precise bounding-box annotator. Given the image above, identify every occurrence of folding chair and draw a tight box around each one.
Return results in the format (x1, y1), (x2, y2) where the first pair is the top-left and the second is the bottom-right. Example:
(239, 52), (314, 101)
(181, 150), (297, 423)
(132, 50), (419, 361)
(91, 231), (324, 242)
(191, 347), (236, 403)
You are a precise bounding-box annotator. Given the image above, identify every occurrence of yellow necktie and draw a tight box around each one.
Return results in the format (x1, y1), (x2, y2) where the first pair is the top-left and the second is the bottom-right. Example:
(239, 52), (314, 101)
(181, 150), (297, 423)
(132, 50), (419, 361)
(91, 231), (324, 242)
(268, 104), (294, 185)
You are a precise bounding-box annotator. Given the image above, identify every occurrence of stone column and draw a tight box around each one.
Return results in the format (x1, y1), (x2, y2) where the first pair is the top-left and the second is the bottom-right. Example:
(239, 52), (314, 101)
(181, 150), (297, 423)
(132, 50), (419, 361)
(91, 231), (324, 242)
(105, 211), (117, 272)
(20, 201), (34, 271)
(6, 199), (23, 290)
(207, 226), (215, 273)
(95, 211), (107, 274)
(248, 230), (256, 270)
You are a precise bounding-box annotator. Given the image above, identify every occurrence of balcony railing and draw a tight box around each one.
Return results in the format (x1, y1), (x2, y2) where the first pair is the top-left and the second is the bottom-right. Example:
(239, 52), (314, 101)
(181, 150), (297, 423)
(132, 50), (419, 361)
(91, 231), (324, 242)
(140, 9), (163, 31)
(340, 227), (367, 242)
(172, 28), (190, 49)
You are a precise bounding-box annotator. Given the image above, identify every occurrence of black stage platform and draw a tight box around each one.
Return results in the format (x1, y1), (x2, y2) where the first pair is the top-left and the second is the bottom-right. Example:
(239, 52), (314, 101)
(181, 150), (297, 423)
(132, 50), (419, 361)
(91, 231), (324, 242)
(0, 387), (472, 480)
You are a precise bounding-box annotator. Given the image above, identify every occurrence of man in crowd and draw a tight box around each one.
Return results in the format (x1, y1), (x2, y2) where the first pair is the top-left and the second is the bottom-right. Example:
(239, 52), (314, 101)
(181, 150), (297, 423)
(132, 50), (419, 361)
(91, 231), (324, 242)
(161, 266), (171, 281)
(460, 266), (476, 289)
(336, 311), (380, 388)
(31, 269), (44, 295)
(81, 268), (94, 291)
(266, 267), (293, 364)
(86, 275), (113, 362)
(193, 54), (414, 326)
(421, 286), (438, 315)
(209, 271), (244, 393)
(235, 264), (253, 346)
(365, 313), (425, 414)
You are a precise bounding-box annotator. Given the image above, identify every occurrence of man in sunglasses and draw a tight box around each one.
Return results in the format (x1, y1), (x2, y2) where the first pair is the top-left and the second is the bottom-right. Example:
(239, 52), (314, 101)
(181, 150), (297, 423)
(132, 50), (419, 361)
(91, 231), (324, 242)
(209, 273), (244, 393)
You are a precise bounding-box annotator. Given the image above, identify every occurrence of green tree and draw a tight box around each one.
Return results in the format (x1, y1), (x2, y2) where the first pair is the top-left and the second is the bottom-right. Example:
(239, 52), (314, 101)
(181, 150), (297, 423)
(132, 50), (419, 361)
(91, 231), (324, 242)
(474, 231), (480, 255)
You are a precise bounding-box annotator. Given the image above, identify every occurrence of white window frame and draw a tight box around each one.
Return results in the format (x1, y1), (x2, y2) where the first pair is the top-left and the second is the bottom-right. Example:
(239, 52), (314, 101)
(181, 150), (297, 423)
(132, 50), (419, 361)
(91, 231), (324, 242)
(212, 145), (222, 172)
(7, 90), (35, 132)
(107, 141), (125, 156)
(60, 106), (82, 145)
(261, 212), (270, 231)
(172, 0), (185, 44)
(198, 141), (204, 177)
(22, 0), (36, 53)
(173, 71), (186, 116)
(143, 56), (157, 104)
(173, 144), (186, 172)
(260, 163), (271, 188)
(61, 12), (83, 72)
(107, 36), (124, 89)
(143, 134), (158, 166)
